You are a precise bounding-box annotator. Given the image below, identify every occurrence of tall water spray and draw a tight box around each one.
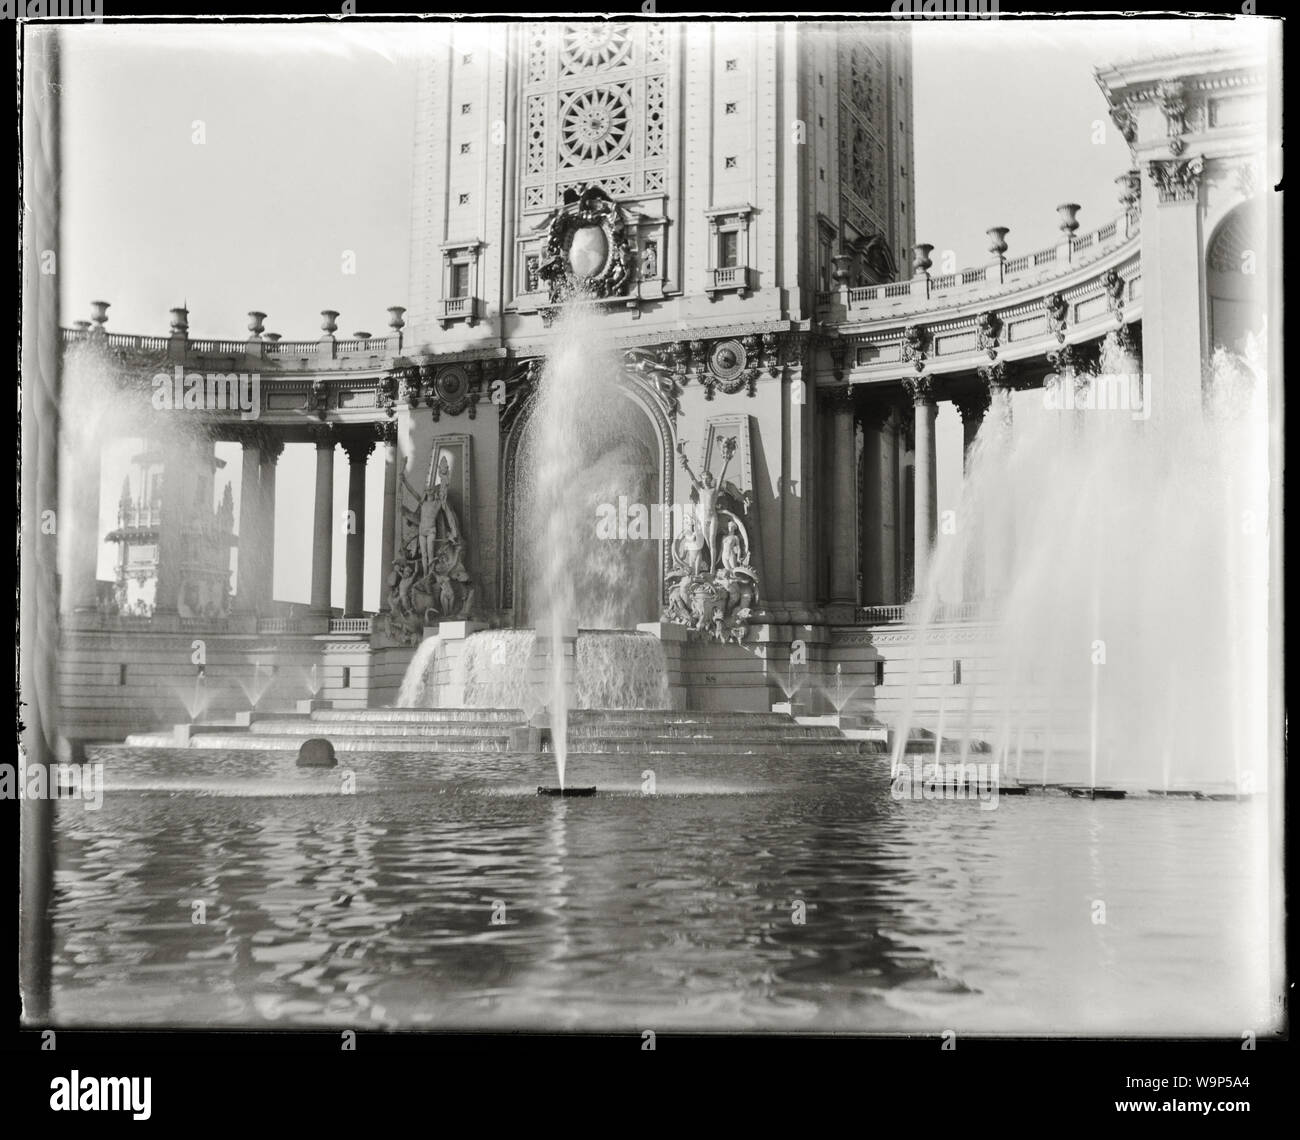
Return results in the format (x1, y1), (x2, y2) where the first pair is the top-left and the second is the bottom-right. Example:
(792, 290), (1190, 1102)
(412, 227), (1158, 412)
(890, 332), (1270, 793)
(522, 294), (645, 788)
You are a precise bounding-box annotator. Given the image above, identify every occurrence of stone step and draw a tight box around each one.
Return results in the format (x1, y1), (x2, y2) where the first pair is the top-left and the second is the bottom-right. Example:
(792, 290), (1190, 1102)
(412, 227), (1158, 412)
(567, 725), (846, 740)
(310, 708), (525, 724)
(172, 733), (513, 753)
(254, 720), (514, 738)
(148, 732), (871, 756)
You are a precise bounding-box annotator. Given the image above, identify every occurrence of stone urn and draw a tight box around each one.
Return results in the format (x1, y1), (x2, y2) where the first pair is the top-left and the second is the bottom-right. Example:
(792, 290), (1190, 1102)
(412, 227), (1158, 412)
(912, 243), (934, 275)
(320, 310), (339, 336)
(986, 227), (1010, 258)
(1056, 203), (1082, 235)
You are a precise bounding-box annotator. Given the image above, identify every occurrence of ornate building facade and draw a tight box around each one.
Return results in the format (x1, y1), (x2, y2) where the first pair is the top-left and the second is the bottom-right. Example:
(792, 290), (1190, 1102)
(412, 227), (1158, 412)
(52, 23), (1273, 749)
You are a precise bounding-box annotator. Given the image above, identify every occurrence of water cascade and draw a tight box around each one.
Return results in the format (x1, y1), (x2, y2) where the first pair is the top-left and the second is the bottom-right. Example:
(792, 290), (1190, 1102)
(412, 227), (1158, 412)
(889, 336), (1269, 794)
(394, 635), (443, 708)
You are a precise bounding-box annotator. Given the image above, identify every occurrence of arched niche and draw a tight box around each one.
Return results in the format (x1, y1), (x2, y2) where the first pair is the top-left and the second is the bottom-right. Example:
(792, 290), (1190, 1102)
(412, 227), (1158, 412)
(500, 367), (673, 629)
(1206, 200), (1267, 354)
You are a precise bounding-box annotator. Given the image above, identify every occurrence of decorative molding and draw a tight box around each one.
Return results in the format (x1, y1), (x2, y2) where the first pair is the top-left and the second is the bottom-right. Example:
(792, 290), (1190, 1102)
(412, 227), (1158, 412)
(1044, 292), (1069, 343)
(900, 325), (930, 373)
(1155, 79), (1189, 155)
(975, 311), (1002, 359)
(1102, 268), (1126, 324)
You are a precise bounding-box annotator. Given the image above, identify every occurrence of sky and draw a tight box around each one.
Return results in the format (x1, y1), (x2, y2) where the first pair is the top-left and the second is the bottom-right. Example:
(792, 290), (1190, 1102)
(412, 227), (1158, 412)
(52, 17), (1261, 609)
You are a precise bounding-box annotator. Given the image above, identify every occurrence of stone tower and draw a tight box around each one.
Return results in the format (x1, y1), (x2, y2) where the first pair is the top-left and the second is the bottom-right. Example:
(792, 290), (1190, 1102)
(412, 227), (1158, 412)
(406, 21), (915, 348)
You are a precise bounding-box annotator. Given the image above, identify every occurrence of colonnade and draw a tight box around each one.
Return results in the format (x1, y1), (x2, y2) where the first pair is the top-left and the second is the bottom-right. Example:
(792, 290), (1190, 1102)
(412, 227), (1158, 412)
(821, 364), (1018, 608)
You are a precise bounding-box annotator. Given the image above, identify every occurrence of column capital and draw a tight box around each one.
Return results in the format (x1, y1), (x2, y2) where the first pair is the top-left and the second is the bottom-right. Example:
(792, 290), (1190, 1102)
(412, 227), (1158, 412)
(258, 433), (284, 464)
(978, 360), (1013, 393)
(230, 424), (283, 463)
(1047, 342), (1079, 377)
(373, 419), (398, 445)
(342, 434), (376, 464)
(902, 375), (937, 406)
(309, 423), (339, 449)
(1147, 155), (1204, 204)
(953, 387), (991, 425)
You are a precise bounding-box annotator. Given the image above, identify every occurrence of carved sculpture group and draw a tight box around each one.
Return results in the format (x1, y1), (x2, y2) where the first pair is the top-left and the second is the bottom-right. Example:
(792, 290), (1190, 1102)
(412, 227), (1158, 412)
(661, 436), (760, 644)
(379, 451), (477, 644)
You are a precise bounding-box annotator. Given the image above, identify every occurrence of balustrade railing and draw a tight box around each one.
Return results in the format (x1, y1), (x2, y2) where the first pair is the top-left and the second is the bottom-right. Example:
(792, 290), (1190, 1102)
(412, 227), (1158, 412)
(838, 212), (1140, 319)
(262, 340), (320, 355)
(116, 506), (162, 528)
(258, 617), (303, 634)
(328, 617), (372, 634)
(855, 601), (1000, 625)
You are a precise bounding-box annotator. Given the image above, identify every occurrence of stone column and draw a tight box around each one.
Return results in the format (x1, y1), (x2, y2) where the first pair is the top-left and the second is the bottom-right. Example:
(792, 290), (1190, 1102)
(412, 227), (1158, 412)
(898, 401), (915, 597)
(904, 376), (938, 599)
(858, 403), (894, 606)
(1141, 156), (1206, 423)
(823, 385), (858, 613)
(256, 432), (283, 613)
(342, 434), (374, 617)
(235, 429), (262, 613)
(954, 387), (991, 601)
(376, 421), (399, 612)
(879, 406), (900, 604)
(153, 428), (200, 616)
(309, 426), (336, 616)
(980, 361), (1015, 601)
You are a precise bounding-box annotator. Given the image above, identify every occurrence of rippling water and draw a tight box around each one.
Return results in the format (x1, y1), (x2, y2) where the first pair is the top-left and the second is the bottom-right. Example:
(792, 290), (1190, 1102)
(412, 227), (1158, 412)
(50, 747), (1275, 1033)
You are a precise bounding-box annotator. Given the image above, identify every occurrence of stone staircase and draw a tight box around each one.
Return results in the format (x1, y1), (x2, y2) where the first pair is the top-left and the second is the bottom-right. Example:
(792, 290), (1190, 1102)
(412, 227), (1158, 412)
(126, 706), (877, 756)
